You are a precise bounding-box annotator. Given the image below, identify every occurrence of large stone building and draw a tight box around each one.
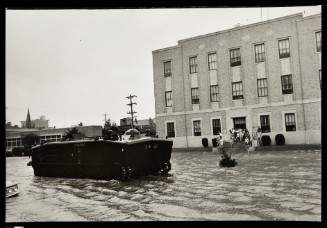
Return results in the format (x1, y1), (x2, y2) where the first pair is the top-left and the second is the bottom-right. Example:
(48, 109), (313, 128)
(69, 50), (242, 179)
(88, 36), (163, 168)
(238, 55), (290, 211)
(152, 13), (321, 148)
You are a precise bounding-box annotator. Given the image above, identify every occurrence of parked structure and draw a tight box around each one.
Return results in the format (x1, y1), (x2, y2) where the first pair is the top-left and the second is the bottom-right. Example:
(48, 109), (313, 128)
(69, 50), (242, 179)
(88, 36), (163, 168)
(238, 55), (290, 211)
(152, 13), (321, 148)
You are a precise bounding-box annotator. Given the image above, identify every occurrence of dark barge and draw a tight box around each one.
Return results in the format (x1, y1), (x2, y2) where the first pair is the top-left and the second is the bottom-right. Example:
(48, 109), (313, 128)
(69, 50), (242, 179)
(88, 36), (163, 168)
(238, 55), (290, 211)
(31, 130), (173, 180)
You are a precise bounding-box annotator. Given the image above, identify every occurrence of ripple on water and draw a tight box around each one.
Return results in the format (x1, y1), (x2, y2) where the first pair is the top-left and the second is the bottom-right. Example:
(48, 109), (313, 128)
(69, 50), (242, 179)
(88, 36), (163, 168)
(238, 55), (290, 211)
(6, 152), (321, 221)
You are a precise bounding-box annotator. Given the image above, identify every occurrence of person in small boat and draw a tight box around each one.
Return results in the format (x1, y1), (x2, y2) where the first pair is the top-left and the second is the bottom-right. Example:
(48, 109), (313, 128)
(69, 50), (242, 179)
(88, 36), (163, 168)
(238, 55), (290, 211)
(218, 135), (230, 160)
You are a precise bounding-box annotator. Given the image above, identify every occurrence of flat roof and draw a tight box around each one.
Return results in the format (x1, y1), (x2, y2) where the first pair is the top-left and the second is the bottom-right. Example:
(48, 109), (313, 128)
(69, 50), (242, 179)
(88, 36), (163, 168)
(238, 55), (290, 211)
(152, 12), (306, 53)
(177, 13), (303, 43)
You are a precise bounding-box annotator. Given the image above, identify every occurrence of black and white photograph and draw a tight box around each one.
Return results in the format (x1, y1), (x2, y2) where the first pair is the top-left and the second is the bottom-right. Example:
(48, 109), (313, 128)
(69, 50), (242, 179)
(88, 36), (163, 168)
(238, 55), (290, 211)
(5, 5), (321, 222)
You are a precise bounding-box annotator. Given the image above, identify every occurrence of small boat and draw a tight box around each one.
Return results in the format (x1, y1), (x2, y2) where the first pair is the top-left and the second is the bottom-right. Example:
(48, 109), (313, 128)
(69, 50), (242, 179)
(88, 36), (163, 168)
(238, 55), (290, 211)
(31, 129), (173, 180)
(218, 149), (237, 167)
(6, 181), (19, 198)
(219, 157), (238, 167)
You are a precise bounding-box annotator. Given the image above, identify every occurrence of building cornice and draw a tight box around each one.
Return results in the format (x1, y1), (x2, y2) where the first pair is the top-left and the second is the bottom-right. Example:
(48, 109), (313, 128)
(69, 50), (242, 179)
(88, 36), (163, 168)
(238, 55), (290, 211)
(177, 13), (303, 44)
(152, 45), (181, 54)
(296, 13), (321, 22)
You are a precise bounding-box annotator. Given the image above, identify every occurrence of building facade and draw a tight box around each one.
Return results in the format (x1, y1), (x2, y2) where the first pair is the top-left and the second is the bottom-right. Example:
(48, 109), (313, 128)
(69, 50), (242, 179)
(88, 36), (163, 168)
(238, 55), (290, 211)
(5, 125), (102, 152)
(20, 112), (49, 129)
(152, 13), (321, 148)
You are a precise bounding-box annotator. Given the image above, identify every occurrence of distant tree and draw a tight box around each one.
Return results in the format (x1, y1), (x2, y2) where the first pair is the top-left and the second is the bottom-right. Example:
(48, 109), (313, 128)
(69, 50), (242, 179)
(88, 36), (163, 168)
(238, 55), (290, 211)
(64, 127), (79, 140)
(110, 125), (118, 132)
(104, 119), (112, 130)
(6, 122), (12, 127)
(21, 133), (40, 156)
(102, 126), (119, 140)
(78, 122), (83, 126)
(22, 133), (40, 147)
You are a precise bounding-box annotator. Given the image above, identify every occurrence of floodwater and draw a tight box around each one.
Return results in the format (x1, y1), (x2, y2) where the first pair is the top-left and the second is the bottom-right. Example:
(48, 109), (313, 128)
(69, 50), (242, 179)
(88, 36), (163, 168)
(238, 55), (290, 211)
(6, 149), (321, 221)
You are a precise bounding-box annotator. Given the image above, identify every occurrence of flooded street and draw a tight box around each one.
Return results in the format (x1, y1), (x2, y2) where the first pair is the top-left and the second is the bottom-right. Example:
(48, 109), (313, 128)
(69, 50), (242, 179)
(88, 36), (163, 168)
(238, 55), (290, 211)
(6, 149), (321, 221)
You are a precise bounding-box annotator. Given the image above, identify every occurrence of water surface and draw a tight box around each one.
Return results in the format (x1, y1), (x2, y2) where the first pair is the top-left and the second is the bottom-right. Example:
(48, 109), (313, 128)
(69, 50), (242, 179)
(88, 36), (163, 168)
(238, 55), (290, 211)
(6, 149), (321, 221)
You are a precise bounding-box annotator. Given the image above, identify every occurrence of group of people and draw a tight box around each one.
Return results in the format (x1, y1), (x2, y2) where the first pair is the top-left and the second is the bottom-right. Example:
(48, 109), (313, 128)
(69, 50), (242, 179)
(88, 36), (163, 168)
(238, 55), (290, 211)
(216, 127), (255, 157)
(229, 128), (252, 152)
(230, 128), (251, 143)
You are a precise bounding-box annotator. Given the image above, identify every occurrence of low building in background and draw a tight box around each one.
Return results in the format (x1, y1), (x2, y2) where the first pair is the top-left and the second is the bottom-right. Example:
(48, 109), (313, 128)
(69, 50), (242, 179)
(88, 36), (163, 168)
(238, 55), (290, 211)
(5, 125), (102, 152)
(118, 117), (156, 135)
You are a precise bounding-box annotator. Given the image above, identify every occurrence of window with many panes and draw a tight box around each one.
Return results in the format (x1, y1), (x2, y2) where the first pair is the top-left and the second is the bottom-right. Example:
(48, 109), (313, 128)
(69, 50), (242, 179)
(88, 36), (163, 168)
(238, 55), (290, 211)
(281, 75), (293, 94)
(278, 38), (290, 59)
(166, 122), (175, 137)
(193, 120), (201, 136)
(285, 113), (296, 131)
(165, 91), (173, 107)
(232, 82), (243, 100)
(210, 85), (219, 102)
(208, 53), (217, 70)
(257, 78), (268, 97)
(164, 61), (172, 77)
(189, 56), (198, 74)
(212, 119), (221, 135)
(230, 48), (241, 67)
(255, 43), (265, 63)
(316, 31), (321, 52)
(191, 87), (199, 104)
(260, 115), (271, 133)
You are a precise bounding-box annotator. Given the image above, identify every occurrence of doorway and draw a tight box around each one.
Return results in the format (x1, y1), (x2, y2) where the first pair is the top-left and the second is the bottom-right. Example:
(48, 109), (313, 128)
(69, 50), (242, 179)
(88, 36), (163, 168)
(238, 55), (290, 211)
(233, 117), (246, 130)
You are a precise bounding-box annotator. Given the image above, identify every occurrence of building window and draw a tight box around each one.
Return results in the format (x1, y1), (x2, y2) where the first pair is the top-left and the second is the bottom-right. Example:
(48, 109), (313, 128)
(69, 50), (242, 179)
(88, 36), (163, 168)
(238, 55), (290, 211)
(40, 134), (62, 144)
(165, 91), (173, 107)
(257, 78), (268, 97)
(319, 70), (321, 89)
(193, 120), (201, 136)
(232, 82), (243, 100)
(260, 115), (271, 133)
(230, 48), (241, 67)
(6, 137), (23, 150)
(191, 87), (199, 104)
(164, 61), (172, 77)
(281, 75), (293, 94)
(212, 119), (221, 135)
(166, 122), (175, 138)
(210, 85), (219, 102)
(189, 56), (198, 74)
(208, 53), (217, 70)
(254, 43), (265, 63)
(285, 113), (296, 131)
(316, 31), (321, 52)
(278, 38), (290, 59)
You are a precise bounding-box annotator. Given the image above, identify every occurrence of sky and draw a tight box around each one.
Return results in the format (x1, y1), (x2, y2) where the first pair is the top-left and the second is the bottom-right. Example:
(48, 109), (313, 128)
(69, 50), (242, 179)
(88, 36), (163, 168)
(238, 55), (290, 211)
(5, 6), (321, 128)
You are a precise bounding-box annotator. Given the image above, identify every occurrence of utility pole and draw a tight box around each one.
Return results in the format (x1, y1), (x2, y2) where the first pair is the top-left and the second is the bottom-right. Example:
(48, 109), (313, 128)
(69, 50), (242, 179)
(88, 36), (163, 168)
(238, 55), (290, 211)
(126, 94), (137, 129)
(102, 113), (109, 123)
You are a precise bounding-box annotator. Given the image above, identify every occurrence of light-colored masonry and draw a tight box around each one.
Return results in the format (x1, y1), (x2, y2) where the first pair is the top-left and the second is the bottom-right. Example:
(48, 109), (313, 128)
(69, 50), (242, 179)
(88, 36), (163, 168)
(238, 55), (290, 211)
(153, 13), (321, 148)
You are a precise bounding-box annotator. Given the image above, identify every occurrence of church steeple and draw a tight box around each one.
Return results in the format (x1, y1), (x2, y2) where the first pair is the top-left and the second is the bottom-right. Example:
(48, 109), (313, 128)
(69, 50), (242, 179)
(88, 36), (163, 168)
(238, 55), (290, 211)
(26, 108), (32, 128)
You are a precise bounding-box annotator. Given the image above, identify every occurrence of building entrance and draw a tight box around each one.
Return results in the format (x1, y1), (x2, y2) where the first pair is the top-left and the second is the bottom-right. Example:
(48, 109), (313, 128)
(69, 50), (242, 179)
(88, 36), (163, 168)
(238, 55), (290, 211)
(233, 117), (246, 130)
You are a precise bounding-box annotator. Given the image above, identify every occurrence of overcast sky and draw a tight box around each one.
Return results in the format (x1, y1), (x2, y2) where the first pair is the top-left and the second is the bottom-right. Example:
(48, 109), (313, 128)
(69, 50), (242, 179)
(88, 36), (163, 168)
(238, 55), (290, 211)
(5, 6), (321, 128)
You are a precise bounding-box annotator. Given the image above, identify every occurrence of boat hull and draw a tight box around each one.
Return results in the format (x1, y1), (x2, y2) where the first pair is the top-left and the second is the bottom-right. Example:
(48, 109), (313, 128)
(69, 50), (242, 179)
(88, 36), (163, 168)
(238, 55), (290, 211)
(6, 182), (19, 198)
(31, 138), (173, 180)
